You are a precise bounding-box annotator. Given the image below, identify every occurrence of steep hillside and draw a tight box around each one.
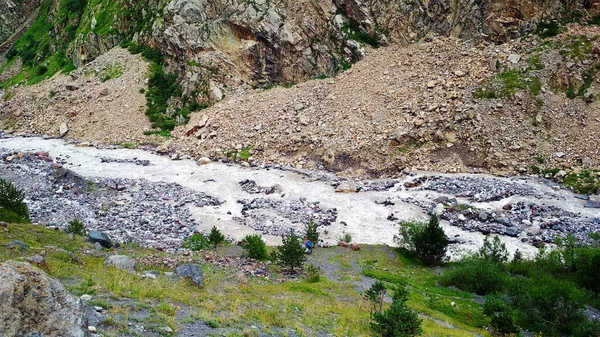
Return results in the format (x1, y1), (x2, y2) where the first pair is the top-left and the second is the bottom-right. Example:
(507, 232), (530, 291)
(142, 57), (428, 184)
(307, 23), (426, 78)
(1, 0), (599, 132)
(168, 25), (600, 179)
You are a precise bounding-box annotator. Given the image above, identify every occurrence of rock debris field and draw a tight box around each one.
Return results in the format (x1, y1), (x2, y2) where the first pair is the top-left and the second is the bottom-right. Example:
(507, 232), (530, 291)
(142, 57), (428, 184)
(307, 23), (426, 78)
(0, 134), (598, 256)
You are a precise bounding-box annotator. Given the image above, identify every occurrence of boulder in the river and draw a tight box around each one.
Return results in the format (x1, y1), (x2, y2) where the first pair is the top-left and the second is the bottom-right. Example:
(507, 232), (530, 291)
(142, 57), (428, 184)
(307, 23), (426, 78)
(197, 157), (211, 165)
(104, 255), (136, 271)
(584, 200), (600, 209)
(88, 231), (112, 248)
(505, 226), (519, 237)
(175, 263), (203, 287)
(0, 261), (88, 337)
(335, 181), (358, 193)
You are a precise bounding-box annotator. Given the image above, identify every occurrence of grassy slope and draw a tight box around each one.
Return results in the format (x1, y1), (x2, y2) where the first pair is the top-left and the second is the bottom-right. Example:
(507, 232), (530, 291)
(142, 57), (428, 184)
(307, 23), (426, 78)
(0, 223), (490, 337)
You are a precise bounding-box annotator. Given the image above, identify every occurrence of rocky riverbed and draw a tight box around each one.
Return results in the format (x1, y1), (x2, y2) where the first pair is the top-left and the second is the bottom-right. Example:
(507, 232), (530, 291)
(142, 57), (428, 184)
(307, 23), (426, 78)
(0, 135), (598, 256)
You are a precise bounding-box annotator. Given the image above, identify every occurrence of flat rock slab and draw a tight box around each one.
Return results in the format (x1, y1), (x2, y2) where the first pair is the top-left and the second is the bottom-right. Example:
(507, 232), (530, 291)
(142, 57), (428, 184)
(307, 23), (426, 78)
(175, 264), (203, 287)
(104, 255), (136, 271)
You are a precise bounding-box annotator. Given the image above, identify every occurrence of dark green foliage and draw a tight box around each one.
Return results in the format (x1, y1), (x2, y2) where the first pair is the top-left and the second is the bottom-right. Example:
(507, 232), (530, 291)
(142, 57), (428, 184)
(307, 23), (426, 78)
(342, 18), (380, 48)
(242, 234), (268, 260)
(446, 234), (600, 336)
(304, 219), (319, 245)
(123, 42), (193, 133)
(441, 255), (509, 295)
(67, 219), (86, 236)
(572, 320), (600, 337)
(208, 226), (225, 246)
(478, 236), (509, 264)
(535, 20), (561, 38)
(483, 294), (518, 334)
(277, 231), (306, 272)
(365, 281), (386, 318)
(61, 0), (87, 17)
(371, 285), (423, 337)
(305, 264), (321, 283)
(0, 179), (29, 223)
(397, 215), (448, 266)
(182, 234), (213, 251)
(145, 63), (179, 131)
(509, 275), (586, 336)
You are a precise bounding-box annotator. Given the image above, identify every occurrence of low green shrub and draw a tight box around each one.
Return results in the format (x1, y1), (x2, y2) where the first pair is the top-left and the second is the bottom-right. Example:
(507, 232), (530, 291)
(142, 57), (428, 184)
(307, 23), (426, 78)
(241, 234), (267, 260)
(304, 219), (319, 245)
(371, 284), (422, 337)
(441, 255), (509, 295)
(182, 234), (213, 251)
(0, 179), (29, 222)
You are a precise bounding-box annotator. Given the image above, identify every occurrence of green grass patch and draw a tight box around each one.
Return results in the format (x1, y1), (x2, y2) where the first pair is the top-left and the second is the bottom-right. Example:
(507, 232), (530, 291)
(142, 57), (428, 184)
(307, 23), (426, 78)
(100, 64), (124, 82)
(475, 70), (542, 99)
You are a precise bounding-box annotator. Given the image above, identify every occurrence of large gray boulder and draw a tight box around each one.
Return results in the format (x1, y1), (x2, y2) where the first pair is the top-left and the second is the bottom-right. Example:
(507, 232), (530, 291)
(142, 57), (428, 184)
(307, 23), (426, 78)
(175, 263), (203, 287)
(88, 230), (112, 248)
(0, 261), (88, 337)
(104, 255), (136, 271)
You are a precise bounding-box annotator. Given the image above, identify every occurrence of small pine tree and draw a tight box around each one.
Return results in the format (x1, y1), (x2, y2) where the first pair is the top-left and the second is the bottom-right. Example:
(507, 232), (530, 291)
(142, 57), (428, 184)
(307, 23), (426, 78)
(0, 178), (29, 222)
(366, 281), (386, 318)
(67, 219), (86, 236)
(208, 226), (225, 246)
(304, 219), (319, 245)
(512, 249), (523, 263)
(242, 234), (268, 260)
(371, 285), (422, 337)
(399, 215), (448, 265)
(479, 236), (509, 264)
(277, 231), (306, 272)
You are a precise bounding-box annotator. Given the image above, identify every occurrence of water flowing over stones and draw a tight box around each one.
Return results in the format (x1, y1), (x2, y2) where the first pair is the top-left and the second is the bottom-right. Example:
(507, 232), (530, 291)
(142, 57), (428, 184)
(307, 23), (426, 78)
(0, 135), (598, 257)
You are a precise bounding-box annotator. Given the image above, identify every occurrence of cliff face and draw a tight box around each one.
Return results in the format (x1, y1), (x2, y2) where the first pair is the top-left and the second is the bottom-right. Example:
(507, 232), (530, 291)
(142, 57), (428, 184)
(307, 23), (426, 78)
(0, 0), (42, 48)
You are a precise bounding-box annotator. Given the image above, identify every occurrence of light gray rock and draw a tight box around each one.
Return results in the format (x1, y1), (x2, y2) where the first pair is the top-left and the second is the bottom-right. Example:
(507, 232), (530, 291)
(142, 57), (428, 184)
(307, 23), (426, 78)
(197, 157), (211, 165)
(104, 255), (136, 271)
(0, 261), (88, 337)
(59, 123), (69, 137)
(507, 54), (521, 64)
(175, 264), (203, 287)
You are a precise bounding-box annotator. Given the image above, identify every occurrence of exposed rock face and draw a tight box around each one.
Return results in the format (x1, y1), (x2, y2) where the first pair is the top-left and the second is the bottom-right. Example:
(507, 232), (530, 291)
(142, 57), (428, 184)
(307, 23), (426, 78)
(0, 0), (42, 46)
(32, 0), (594, 105)
(0, 260), (88, 337)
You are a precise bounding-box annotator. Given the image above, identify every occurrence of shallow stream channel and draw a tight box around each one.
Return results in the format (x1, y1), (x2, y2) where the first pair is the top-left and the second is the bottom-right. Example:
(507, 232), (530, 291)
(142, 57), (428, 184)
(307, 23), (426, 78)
(1, 135), (598, 258)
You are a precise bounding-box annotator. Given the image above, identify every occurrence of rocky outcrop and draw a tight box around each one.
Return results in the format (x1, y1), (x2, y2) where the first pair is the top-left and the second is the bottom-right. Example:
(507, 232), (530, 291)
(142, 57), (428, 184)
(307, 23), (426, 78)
(0, 0), (42, 46)
(0, 260), (88, 337)
(41, 0), (596, 105)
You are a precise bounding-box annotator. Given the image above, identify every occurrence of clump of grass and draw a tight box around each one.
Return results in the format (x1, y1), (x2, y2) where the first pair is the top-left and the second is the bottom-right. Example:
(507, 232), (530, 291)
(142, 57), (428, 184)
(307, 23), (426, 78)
(119, 142), (137, 149)
(475, 70), (542, 99)
(181, 233), (213, 251)
(338, 232), (352, 244)
(100, 64), (124, 82)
